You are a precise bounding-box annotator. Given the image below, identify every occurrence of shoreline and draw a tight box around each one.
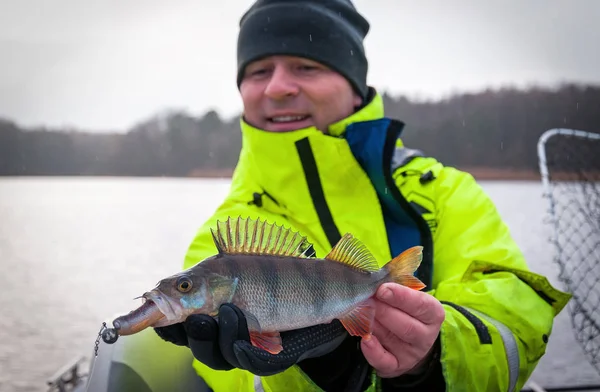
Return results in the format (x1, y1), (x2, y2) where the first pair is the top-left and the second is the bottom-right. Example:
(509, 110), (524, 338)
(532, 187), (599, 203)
(186, 167), (546, 181)
(2, 167), (597, 181)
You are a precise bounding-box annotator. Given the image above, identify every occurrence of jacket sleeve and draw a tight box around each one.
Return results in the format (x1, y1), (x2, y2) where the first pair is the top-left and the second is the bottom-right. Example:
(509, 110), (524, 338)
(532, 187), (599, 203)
(394, 164), (571, 392)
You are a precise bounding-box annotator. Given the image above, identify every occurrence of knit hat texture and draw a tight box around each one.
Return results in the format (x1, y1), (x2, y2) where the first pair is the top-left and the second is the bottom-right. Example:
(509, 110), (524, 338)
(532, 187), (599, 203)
(236, 0), (370, 100)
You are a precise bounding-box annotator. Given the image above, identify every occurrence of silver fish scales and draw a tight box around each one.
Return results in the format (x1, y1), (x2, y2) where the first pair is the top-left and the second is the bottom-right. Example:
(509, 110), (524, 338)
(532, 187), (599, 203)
(102, 216), (426, 354)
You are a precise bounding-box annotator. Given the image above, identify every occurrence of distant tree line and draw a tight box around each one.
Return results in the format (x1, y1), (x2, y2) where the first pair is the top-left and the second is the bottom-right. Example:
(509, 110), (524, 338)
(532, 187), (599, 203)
(1, 83), (599, 178)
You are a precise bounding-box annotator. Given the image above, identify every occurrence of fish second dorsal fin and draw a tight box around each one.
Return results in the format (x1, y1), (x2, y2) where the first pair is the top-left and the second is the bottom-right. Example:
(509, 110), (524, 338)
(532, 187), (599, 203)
(325, 233), (380, 272)
(210, 216), (316, 258)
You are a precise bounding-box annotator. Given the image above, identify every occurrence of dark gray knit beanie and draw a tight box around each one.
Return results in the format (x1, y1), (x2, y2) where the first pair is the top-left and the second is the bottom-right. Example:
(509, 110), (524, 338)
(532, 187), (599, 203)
(236, 0), (370, 100)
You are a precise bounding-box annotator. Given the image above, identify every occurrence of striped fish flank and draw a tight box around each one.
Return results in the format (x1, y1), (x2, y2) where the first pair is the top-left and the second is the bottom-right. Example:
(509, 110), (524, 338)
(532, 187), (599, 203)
(106, 216), (426, 354)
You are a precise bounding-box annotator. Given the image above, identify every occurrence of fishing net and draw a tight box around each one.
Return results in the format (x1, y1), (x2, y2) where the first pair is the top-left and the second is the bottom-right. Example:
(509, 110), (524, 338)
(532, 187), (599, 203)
(538, 128), (600, 374)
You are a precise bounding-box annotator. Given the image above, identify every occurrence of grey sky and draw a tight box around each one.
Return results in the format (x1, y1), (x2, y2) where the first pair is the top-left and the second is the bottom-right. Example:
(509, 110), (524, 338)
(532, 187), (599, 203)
(1, 0), (599, 131)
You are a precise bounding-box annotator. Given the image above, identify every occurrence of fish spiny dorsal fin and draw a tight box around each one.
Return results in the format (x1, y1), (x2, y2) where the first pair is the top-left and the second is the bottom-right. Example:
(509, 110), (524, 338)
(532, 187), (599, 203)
(325, 233), (380, 272)
(211, 223), (226, 253)
(210, 216), (316, 257)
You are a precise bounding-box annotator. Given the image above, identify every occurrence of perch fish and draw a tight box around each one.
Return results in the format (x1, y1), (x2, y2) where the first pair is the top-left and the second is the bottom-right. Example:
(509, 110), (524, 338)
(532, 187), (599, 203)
(103, 216), (426, 354)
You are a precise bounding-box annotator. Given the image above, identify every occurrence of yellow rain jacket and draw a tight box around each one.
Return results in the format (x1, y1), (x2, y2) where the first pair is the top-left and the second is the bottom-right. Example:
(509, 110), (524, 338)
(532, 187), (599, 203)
(181, 92), (571, 391)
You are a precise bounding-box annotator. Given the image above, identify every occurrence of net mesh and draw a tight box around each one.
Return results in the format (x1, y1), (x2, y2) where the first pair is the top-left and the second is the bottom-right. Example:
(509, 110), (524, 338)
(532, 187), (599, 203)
(538, 128), (600, 374)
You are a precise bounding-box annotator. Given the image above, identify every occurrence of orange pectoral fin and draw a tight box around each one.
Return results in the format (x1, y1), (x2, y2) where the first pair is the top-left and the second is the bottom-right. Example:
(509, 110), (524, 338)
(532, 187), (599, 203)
(249, 331), (283, 355)
(339, 299), (376, 340)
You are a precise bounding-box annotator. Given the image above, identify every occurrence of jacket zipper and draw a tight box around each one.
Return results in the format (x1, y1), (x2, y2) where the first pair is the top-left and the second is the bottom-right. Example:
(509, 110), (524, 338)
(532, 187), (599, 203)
(382, 121), (434, 289)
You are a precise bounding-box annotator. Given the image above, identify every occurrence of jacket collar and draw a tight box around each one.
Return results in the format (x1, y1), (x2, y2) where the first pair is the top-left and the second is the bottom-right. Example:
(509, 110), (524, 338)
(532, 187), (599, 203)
(225, 91), (392, 255)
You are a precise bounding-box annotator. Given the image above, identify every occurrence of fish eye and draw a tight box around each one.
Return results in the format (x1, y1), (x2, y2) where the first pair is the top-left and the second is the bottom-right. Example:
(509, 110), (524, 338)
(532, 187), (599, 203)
(177, 277), (193, 293)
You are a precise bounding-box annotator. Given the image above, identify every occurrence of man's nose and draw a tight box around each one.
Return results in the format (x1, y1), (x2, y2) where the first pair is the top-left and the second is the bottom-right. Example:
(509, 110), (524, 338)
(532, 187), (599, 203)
(264, 67), (299, 99)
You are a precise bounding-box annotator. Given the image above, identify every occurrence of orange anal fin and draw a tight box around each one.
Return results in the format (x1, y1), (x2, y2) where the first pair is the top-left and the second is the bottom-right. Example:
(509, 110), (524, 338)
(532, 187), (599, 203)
(339, 299), (376, 339)
(397, 275), (426, 291)
(249, 331), (283, 354)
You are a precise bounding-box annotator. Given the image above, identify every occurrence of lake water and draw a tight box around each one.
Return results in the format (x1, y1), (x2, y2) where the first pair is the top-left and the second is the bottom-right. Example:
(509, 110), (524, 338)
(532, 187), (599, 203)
(1, 177), (599, 391)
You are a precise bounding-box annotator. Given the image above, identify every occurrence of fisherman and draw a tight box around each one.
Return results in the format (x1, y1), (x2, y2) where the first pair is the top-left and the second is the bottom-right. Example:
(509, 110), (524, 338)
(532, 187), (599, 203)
(154, 0), (570, 390)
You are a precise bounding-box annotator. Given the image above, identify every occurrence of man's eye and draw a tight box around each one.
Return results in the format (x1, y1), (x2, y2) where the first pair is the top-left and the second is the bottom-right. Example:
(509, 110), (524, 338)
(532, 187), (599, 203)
(245, 67), (271, 78)
(300, 66), (316, 71)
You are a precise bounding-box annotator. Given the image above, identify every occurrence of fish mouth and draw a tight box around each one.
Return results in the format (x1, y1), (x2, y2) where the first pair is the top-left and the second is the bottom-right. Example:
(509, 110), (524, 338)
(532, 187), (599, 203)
(142, 289), (181, 322)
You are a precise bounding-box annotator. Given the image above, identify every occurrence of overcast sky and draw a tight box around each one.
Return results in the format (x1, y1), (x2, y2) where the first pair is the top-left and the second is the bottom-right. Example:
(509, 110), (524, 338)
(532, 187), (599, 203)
(1, 0), (599, 131)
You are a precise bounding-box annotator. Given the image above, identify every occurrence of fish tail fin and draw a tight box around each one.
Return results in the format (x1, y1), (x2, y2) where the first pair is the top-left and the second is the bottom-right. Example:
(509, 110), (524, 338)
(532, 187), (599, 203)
(385, 246), (426, 291)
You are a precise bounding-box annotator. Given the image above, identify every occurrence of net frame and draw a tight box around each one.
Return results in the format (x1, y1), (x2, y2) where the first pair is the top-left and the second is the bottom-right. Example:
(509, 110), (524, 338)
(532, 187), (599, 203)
(537, 128), (600, 374)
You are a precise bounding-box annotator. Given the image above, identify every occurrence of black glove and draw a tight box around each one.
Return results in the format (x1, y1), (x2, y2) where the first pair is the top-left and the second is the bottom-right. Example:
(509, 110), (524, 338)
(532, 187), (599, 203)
(154, 303), (350, 377)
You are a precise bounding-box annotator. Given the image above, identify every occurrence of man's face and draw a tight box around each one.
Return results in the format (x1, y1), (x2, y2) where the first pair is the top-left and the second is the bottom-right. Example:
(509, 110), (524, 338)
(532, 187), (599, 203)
(239, 55), (363, 133)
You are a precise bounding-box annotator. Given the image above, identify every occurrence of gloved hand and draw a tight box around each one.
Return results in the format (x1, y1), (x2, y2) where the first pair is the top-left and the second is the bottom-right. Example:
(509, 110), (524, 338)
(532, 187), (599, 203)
(154, 303), (349, 377)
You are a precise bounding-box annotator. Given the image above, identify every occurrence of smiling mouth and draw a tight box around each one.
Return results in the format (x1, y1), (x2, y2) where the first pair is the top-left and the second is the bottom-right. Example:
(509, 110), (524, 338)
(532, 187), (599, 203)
(268, 115), (310, 123)
(265, 115), (313, 131)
